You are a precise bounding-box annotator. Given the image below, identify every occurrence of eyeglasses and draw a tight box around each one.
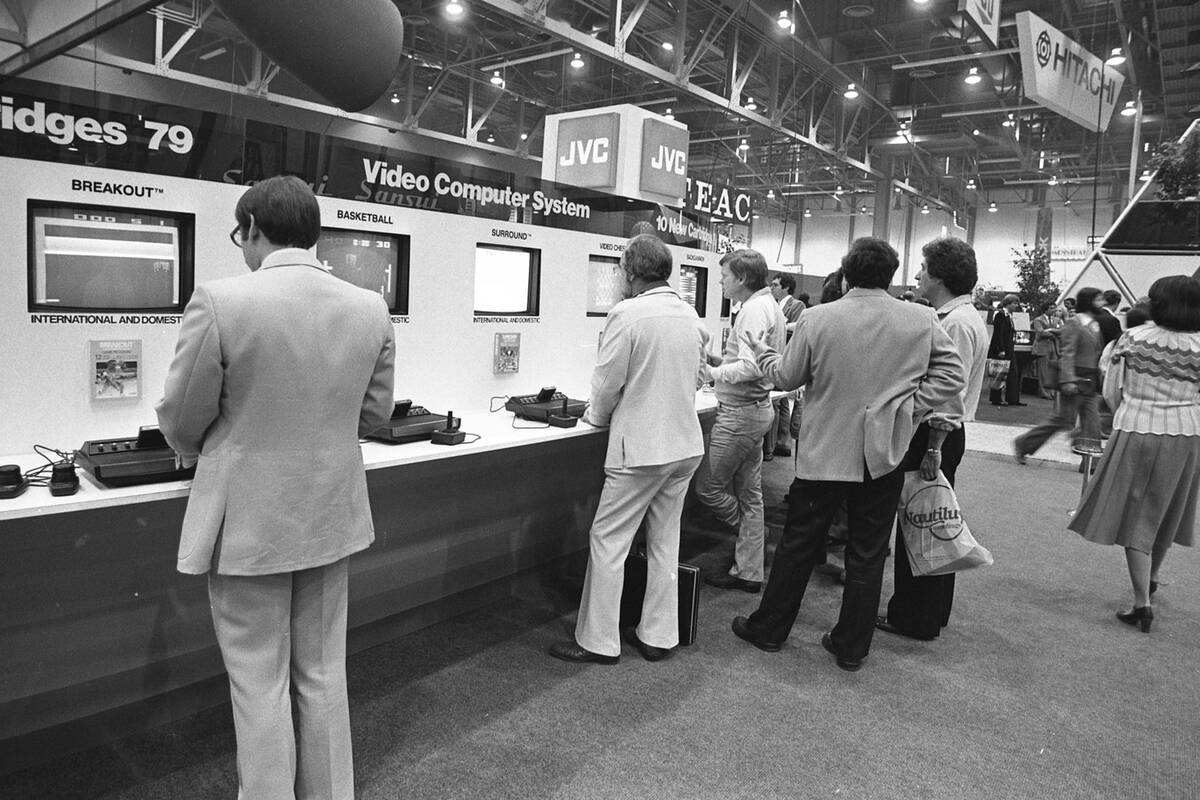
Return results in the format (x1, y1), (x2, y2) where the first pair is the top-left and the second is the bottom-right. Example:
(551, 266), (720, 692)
(229, 225), (245, 248)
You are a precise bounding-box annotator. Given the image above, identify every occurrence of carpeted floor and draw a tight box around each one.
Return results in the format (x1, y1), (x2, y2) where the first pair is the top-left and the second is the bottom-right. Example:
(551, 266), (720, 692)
(4, 452), (1198, 800)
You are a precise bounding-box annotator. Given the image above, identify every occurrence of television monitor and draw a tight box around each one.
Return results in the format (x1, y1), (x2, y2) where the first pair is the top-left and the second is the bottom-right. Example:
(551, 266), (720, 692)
(27, 200), (194, 313)
(315, 227), (410, 314)
(1105, 201), (1200, 252)
(474, 244), (541, 316)
(679, 264), (708, 317)
(586, 255), (625, 316)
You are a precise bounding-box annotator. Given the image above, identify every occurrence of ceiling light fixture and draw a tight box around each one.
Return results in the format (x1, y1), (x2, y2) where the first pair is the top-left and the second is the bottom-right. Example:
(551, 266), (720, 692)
(486, 133), (495, 143)
(777, 10), (791, 29)
(1047, 175), (1058, 186)
(1002, 113), (1015, 128)
(972, 128), (981, 136)
(664, 107), (674, 120)
(1105, 47), (1125, 66)
(520, 132), (528, 140)
(843, 82), (859, 100)
(389, 92), (400, 104)
(662, 41), (674, 51)
(1139, 169), (1152, 182)
(921, 203), (930, 214)
(490, 70), (503, 86)
(570, 52), (584, 69)
(746, 96), (757, 111)
(803, 208), (812, 218)
(445, 0), (464, 17)
(834, 185), (844, 196)
(987, 201), (997, 212)
(1120, 100), (1137, 117)
(766, 188), (775, 199)
(966, 178), (976, 190)
(964, 66), (982, 85)
(738, 138), (749, 151)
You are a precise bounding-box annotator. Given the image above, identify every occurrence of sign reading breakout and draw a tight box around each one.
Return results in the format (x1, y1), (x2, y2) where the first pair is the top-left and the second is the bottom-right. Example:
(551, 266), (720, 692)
(542, 104), (690, 205)
(1016, 11), (1125, 132)
(959, 0), (1000, 48)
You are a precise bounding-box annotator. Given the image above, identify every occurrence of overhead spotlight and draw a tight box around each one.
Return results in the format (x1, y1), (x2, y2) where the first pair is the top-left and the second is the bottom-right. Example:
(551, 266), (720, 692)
(520, 132), (528, 141)
(777, 9), (791, 29)
(1139, 169), (1152, 182)
(859, 204), (869, 214)
(490, 70), (503, 86)
(1048, 175), (1058, 186)
(921, 203), (930, 214)
(661, 41), (674, 51)
(972, 128), (981, 136)
(486, 132), (495, 143)
(1002, 113), (1015, 128)
(834, 184), (844, 196)
(966, 178), (976, 190)
(767, 188), (775, 199)
(389, 92), (400, 104)
(898, 120), (911, 138)
(738, 138), (749, 151)
(1121, 100), (1137, 117)
(803, 208), (812, 218)
(964, 66), (982, 85)
(1105, 47), (1126, 66)
(746, 96), (757, 111)
(664, 107), (674, 120)
(843, 82), (859, 99)
(987, 201), (998, 212)
(445, 0), (464, 17)
(570, 52), (584, 69)
(1064, 198), (1072, 206)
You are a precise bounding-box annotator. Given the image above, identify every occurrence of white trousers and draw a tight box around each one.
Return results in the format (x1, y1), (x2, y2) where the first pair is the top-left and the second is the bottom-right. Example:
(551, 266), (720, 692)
(575, 456), (703, 657)
(208, 558), (353, 800)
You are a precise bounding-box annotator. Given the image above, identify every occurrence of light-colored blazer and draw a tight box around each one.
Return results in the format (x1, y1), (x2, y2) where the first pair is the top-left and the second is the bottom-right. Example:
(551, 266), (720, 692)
(758, 287), (963, 481)
(584, 285), (710, 469)
(157, 248), (395, 576)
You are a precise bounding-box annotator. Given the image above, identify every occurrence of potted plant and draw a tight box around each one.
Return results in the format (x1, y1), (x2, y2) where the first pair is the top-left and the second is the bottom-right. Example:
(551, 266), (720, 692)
(1147, 128), (1200, 201)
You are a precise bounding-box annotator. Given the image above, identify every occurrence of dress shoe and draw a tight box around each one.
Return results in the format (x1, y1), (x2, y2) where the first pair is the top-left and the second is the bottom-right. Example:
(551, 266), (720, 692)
(731, 616), (782, 652)
(821, 633), (863, 671)
(773, 445), (792, 457)
(704, 573), (763, 593)
(548, 640), (619, 664)
(1013, 444), (1027, 466)
(874, 616), (936, 641)
(1116, 606), (1153, 633)
(762, 452), (774, 462)
(622, 628), (673, 662)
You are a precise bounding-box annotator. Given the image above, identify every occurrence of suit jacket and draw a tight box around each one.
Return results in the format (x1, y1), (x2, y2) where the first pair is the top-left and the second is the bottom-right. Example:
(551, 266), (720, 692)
(757, 288), (963, 481)
(584, 285), (710, 469)
(1058, 313), (1103, 386)
(988, 308), (1015, 358)
(1031, 314), (1059, 358)
(781, 296), (804, 324)
(1096, 307), (1122, 347)
(157, 248), (395, 576)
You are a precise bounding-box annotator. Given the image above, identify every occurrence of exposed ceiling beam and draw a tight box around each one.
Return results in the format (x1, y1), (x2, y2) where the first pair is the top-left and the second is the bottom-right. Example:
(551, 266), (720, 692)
(0, 0), (163, 80)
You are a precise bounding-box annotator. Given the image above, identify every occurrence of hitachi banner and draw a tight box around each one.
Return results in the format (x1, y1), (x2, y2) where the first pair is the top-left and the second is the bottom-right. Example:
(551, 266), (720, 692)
(1016, 11), (1125, 132)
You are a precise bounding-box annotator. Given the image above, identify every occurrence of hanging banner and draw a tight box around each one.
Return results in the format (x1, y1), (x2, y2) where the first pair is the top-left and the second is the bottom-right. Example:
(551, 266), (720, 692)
(959, 0), (1000, 48)
(1016, 11), (1125, 132)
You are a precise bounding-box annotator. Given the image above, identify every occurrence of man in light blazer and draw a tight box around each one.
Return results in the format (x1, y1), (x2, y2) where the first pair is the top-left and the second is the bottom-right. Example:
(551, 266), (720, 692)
(550, 234), (709, 664)
(731, 237), (962, 671)
(157, 176), (395, 800)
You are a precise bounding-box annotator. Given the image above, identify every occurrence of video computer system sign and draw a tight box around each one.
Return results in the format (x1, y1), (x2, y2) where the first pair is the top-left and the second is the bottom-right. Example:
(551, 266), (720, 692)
(1016, 10), (1125, 132)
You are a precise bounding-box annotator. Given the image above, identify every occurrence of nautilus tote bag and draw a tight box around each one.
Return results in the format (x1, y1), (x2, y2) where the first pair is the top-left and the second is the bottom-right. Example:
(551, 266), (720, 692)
(898, 472), (993, 576)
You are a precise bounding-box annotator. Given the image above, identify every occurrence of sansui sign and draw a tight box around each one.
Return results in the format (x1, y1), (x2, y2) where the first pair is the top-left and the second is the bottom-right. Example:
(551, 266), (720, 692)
(553, 113), (620, 189)
(1016, 11), (1125, 132)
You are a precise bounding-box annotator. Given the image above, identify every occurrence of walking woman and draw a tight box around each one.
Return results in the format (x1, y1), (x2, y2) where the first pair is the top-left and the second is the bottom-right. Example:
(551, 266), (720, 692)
(1068, 276), (1200, 633)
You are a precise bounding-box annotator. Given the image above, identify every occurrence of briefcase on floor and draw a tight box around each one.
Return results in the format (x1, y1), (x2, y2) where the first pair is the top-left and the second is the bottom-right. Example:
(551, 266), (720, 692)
(619, 551), (700, 646)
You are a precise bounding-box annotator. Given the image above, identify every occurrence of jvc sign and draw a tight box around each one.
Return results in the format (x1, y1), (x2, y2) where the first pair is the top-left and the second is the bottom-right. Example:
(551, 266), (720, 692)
(1016, 11), (1125, 132)
(640, 118), (689, 198)
(553, 113), (620, 189)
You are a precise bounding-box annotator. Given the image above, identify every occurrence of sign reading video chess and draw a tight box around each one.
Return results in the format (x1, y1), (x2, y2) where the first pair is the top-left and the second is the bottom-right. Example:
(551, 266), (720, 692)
(542, 104), (690, 205)
(1016, 10), (1126, 132)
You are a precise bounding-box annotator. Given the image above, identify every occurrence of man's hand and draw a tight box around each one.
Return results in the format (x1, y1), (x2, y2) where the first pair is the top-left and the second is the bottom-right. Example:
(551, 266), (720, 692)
(705, 350), (723, 368)
(741, 329), (774, 358)
(920, 450), (942, 481)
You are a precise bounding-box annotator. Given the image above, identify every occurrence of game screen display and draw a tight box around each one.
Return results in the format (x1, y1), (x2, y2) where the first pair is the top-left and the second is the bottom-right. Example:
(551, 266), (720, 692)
(28, 201), (193, 312)
(679, 264), (708, 317)
(475, 244), (541, 316)
(315, 228), (410, 314)
(586, 255), (625, 316)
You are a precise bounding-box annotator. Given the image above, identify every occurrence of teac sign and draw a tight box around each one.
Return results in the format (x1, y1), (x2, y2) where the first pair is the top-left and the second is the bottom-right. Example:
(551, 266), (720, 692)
(1016, 10), (1125, 132)
(553, 112), (620, 189)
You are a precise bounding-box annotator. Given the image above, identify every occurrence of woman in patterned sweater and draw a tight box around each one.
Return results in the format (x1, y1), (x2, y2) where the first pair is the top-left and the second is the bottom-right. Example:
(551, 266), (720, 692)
(1069, 276), (1200, 633)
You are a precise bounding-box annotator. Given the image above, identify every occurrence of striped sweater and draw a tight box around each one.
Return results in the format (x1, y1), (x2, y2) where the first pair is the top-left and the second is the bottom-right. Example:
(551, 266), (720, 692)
(1106, 323), (1200, 436)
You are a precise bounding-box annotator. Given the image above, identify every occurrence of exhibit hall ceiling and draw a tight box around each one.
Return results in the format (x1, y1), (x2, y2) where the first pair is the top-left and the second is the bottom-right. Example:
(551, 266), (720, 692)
(1, 0), (1197, 221)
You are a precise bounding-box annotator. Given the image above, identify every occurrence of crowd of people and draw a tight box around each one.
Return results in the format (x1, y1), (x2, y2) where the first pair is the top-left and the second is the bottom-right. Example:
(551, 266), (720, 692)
(153, 176), (1199, 795)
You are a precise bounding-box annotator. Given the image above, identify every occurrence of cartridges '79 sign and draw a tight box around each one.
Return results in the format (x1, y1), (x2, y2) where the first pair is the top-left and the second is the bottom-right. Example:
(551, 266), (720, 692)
(2, 95), (194, 153)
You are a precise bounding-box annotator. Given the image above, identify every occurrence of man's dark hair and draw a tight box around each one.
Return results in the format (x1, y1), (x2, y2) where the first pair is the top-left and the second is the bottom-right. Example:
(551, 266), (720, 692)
(820, 270), (844, 304)
(773, 272), (797, 294)
(841, 237), (899, 290)
(921, 237), (978, 296)
(623, 234), (672, 283)
(1149, 275), (1200, 332)
(1125, 302), (1152, 329)
(234, 175), (321, 249)
(1074, 287), (1102, 317)
(796, 292), (810, 306)
(720, 249), (769, 291)
(1102, 289), (1122, 308)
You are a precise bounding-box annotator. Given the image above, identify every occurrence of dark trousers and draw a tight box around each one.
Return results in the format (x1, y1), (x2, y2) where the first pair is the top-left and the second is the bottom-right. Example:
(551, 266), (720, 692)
(747, 463), (906, 661)
(884, 423), (966, 638)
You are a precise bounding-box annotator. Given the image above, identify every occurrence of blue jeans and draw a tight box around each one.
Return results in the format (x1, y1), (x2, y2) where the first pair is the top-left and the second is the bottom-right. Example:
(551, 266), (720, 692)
(695, 399), (775, 582)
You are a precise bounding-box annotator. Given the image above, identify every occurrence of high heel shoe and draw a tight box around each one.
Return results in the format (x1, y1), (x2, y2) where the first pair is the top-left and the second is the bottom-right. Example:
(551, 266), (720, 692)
(1116, 606), (1154, 633)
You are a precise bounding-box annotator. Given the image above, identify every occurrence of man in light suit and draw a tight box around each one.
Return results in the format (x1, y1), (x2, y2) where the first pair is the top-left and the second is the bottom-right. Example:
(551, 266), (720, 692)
(731, 237), (962, 671)
(550, 234), (709, 664)
(765, 271), (805, 459)
(157, 176), (395, 799)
